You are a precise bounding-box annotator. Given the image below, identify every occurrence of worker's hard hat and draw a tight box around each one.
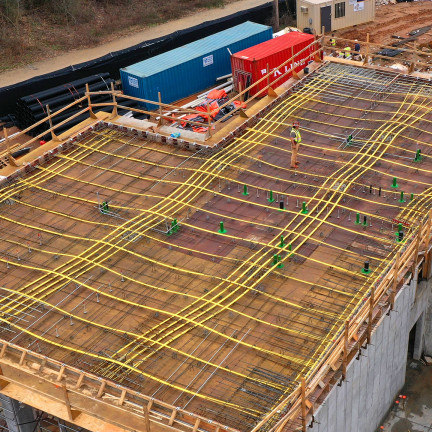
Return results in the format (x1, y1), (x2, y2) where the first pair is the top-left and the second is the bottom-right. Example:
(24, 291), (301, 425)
(293, 120), (300, 127)
(355, 39), (358, 42)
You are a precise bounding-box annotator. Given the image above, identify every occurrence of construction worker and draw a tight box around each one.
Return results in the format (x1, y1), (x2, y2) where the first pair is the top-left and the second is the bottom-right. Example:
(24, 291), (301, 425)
(330, 33), (336, 54)
(354, 40), (361, 53)
(290, 120), (301, 169)
(343, 46), (351, 59)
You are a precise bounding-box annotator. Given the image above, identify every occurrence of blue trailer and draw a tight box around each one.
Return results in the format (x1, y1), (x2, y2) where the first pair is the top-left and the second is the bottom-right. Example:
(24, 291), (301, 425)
(120, 21), (272, 110)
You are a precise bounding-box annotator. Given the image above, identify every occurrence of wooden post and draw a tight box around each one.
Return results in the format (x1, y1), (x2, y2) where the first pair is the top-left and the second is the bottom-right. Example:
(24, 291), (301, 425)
(301, 377), (307, 432)
(412, 223), (423, 275)
(157, 92), (163, 127)
(85, 83), (97, 119)
(342, 320), (349, 380)
(192, 418), (200, 432)
(3, 128), (19, 167)
(390, 251), (401, 310)
(61, 385), (80, 421)
(423, 210), (432, 278)
(206, 103), (212, 137)
(110, 81), (118, 119)
(291, 46), (300, 80)
(267, 63), (277, 97)
(46, 105), (60, 142)
(367, 285), (375, 345)
(119, 389), (127, 405)
(0, 343), (7, 358)
(274, 0), (279, 32)
(267, 63), (270, 88)
(363, 33), (370, 65)
(96, 379), (106, 398)
(168, 408), (177, 426)
(75, 372), (84, 389)
(143, 405), (151, 432)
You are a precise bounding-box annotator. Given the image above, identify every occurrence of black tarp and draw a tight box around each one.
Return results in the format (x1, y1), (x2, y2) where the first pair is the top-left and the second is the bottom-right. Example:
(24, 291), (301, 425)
(0, 0), (294, 117)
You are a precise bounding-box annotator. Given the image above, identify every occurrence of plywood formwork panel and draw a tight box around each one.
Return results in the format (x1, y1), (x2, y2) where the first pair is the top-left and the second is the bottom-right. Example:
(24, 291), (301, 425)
(0, 63), (432, 432)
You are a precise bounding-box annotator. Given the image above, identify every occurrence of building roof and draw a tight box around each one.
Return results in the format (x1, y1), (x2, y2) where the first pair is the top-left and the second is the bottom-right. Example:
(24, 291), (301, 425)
(301, 0), (332, 5)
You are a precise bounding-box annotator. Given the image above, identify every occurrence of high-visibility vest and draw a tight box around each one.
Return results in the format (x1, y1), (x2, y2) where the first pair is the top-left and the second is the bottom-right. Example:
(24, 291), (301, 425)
(330, 38), (336, 46)
(291, 128), (302, 143)
(344, 46), (351, 54)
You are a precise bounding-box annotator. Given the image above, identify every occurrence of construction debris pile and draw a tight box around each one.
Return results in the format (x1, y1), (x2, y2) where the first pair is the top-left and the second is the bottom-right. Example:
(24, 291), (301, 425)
(177, 88), (245, 132)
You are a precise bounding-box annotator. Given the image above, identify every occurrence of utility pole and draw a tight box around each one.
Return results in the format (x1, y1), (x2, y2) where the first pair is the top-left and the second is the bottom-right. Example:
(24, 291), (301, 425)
(274, 0), (279, 32)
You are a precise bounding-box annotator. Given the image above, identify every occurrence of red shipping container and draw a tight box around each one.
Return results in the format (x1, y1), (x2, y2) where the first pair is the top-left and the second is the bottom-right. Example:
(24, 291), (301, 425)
(231, 32), (317, 97)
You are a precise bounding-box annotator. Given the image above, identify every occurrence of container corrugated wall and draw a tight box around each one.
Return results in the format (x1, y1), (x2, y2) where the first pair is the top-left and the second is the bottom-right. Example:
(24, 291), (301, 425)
(120, 21), (272, 110)
(231, 32), (317, 97)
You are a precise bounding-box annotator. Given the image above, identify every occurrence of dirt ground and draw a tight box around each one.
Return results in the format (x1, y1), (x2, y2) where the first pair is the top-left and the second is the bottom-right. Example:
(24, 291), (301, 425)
(0, 0), (270, 88)
(2, 1), (432, 88)
(338, 1), (432, 46)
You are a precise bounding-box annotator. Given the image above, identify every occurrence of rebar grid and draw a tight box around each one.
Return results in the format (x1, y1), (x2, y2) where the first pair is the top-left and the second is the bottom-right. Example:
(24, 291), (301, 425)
(0, 63), (432, 431)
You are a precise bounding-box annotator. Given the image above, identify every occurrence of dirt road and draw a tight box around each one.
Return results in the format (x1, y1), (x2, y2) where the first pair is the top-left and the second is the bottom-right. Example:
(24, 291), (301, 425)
(0, 0), (270, 88)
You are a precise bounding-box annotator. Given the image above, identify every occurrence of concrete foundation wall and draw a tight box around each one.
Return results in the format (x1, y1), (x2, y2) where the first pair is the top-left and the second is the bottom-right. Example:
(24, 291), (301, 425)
(312, 272), (430, 432)
(422, 279), (432, 356)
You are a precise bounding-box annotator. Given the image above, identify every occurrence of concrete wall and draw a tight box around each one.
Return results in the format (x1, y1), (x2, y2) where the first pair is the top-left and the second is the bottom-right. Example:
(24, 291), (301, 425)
(422, 278), (432, 356)
(312, 271), (430, 432)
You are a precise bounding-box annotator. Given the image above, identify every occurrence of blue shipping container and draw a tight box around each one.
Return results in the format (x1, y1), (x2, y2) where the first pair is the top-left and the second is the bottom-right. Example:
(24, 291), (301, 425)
(120, 21), (272, 110)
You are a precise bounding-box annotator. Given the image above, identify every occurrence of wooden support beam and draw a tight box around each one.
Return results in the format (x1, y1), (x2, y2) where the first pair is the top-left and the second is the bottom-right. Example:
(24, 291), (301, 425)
(301, 377), (307, 432)
(408, 62), (415, 74)
(18, 350), (26, 366)
(96, 379), (106, 398)
(292, 70), (301, 80)
(56, 364), (65, 382)
(342, 320), (349, 380)
(119, 389), (127, 406)
(390, 251), (401, 310)
(424, 210), (432, 278)
(239, 108), (249, 118)
(86, 83), (97, 119)
(147, 398), (154, 411)
(39, 357), (46, 372)
(3, 128), (20, 167)
(143, 405), (151, 432)
(363, 33), (370, 65)
(192, 418), (201, 432)
(291, 46), (300, 81)
(168, 408), (177, 426)
(367, 285), (375, 345)
(412, 223), (423, 275)
(157, 91), (163, 127)
(267, 63), (271, 89)
(206, 103), (212, 137)
(0, 366), (10, 390)
(46, 105), (61, 142)
(61, 385), (80, 421)
(75, 372), (84, 389)
(267, 87), (278, 98)
(109, 82), (118, 119)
